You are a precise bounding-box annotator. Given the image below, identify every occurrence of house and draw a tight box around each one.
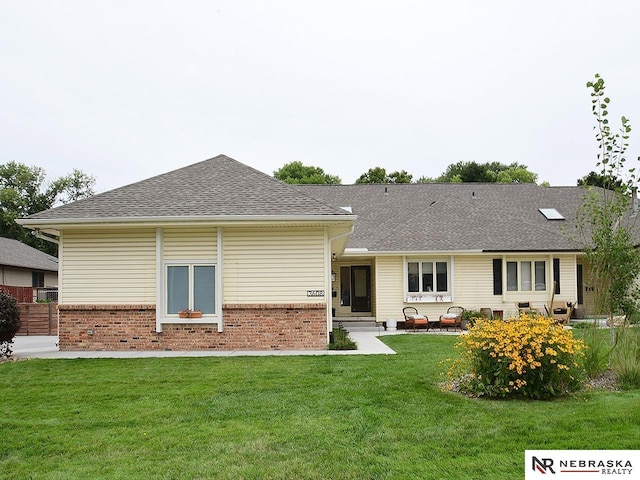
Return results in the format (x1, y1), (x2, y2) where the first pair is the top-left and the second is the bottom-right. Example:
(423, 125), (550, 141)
(18, 155), (593, 351)
(0, 237), (58, 302)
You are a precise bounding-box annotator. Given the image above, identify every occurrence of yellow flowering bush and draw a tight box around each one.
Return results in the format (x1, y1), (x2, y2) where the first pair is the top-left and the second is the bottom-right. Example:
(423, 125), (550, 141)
(448, 314), (585, 399)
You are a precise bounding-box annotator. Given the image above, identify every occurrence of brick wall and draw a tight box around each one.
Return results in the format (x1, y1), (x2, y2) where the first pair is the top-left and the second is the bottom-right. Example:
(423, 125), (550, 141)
(58, 303), (328, 351)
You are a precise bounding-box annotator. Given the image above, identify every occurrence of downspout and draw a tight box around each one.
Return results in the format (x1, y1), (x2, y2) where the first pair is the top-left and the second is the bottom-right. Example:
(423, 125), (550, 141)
(155, 228), (163, 333)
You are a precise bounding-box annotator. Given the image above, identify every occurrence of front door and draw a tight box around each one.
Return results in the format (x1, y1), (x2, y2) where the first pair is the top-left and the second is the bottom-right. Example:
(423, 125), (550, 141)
(351, 266), (371, 313)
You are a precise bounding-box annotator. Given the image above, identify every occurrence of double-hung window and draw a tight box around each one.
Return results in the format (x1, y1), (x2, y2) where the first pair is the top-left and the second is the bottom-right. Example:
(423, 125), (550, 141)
(407, 260), (449, 294)
(506, 260), (546, 292)
(166, 263), (216, 316)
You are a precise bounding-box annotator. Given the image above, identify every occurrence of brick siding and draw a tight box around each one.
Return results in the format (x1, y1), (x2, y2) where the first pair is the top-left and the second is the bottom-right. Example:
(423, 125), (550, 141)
(58, 303), (328, 351)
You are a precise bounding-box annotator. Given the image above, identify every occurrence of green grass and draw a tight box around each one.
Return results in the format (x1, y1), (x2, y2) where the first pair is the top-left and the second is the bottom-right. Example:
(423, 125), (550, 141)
(2, 335), (639, 479)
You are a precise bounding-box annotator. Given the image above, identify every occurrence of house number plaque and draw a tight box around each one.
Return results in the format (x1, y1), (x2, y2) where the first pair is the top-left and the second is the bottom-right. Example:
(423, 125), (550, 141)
(306, 290), (325, 297)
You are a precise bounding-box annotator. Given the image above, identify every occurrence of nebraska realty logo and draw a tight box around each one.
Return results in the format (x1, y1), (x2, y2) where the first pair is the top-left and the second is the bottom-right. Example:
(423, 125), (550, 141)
(525, 451), (640, 479)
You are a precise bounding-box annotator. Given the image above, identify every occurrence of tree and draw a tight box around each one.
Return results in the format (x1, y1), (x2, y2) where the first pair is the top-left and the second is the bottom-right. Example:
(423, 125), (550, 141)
(355, 167), (413, 184)
(577, 170), (624, 190)
(428, 161), (539, 183)
(574, 74), (640, 340)
(0, 162), (95, 254)
(274, 161), (341, 184)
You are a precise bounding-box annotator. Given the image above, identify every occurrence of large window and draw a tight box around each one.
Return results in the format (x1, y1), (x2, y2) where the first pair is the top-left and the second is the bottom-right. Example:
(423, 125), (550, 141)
(407, 260), (449, 293)
(166, 264), (216, 315)
(506, 260), (546, 292)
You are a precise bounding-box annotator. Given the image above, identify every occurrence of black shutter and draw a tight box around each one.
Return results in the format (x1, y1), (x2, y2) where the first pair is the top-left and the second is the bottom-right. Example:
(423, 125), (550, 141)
(493, 259), (502, 295)
(553, 258), (560, 294)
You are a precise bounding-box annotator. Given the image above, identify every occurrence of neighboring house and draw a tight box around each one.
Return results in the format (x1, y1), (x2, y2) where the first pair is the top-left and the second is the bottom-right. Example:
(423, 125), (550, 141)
(18, 154), (594, 351)
(0, 237), (58, 302)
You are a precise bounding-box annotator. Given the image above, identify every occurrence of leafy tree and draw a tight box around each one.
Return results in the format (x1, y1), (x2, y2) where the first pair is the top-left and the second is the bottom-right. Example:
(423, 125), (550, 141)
(274, 161), (341, 184)
(388, 170), (413, 184)
(574, 74), (640, 346)
(431, 161), (539, 183)
(0, 162), (95, 254)
(356, 167), (412, 184)
(577, 170), (624, 190)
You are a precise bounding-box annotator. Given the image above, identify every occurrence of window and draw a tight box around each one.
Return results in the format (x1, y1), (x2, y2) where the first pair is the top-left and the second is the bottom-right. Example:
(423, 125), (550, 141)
(407, 260), (449, 293)
(166, 264), (215, 315)
(32, 271), (45, 288)
(506, 260), (546, 292)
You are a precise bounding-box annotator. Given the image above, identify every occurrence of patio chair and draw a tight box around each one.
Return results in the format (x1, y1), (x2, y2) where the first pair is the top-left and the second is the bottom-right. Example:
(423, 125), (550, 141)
(545, 300), (574, 325)
(515, 301), (536, 316)
(439, 306), (465, 331)
(403, 307), (430, 332)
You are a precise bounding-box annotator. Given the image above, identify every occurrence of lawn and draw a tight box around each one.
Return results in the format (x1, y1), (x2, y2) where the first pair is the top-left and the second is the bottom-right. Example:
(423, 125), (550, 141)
(1, 335), (639, 480)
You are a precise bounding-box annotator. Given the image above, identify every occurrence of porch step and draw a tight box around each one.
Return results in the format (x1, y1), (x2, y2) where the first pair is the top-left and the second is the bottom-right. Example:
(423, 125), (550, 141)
(333, 317), (377, 329)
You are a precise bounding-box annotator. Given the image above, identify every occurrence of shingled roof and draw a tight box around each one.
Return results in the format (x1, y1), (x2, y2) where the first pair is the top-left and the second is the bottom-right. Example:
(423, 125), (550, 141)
(22, 155), (351, 222)
(0, 237), (58, 272)
(297, 183), (589, 252)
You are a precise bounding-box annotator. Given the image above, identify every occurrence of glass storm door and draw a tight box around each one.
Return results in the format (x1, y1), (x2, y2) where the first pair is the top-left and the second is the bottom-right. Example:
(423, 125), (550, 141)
(351, 266), (371, 313)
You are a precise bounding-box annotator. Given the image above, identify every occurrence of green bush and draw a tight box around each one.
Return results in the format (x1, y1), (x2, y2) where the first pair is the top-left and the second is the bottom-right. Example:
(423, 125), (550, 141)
(462, 309), (485, 328)
(612, 328), (640, 390)
(580, 325), (610, 378)
(0, 290), (21, 358)
(328, 327), (357, 350)
(447, 314), (585, 399)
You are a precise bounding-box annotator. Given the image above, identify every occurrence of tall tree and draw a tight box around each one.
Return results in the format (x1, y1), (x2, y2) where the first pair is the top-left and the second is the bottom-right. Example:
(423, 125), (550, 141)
(574, 74), (640, 339)
(274, 161), (341, 184)
(355, 167), (412, 184)
(577, 170), (624, 190)
(0, 162), (95, 254)
(427, 161), (539, 183)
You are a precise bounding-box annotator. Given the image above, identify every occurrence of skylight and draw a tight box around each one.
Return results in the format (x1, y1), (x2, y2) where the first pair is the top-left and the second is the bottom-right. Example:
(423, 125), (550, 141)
(539, 208), (565, 220)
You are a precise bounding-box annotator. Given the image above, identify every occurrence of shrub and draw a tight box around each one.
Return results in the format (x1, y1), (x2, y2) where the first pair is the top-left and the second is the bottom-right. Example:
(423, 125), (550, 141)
(580, 324), (610, 378)
(0, 290), (21, 359)
(612, 328), (640, 390)
(328, 327), (357, 350)
(447, 314), (585, 399)
(462, 309), (485, 328)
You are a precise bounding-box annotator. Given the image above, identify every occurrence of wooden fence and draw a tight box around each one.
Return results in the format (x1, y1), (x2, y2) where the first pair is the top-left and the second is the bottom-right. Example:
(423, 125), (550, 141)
(16, 303), (58, 336)
(0, 285), (33, 303)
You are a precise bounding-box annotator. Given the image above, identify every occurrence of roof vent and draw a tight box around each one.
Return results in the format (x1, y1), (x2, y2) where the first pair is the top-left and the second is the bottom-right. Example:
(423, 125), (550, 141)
(539, 208), (565, 220)
(340, 206), (353, 213)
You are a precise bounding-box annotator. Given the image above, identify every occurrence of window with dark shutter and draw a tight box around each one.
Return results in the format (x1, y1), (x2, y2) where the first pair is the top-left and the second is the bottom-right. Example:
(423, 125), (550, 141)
(553, 258), (560, 294)
(493, 259), (502, 295)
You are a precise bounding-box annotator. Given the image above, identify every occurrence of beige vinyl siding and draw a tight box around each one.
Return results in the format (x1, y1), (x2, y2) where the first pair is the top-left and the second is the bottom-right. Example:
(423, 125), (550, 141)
(62, 229), (156, 304)
(374, 256), (405, 321)
(374, 254), (579, 321)
(44, 271), (58, 287)
(223, 228), (326, 304)
(163, 227), (217, 260)
(1, 267), (32, 287)
(452, 255), (494, 310)
(556, 254), (578, 302)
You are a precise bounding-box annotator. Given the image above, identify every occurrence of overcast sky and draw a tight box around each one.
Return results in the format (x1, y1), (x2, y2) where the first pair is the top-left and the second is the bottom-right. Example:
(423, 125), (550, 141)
(2, 1), (640, 194)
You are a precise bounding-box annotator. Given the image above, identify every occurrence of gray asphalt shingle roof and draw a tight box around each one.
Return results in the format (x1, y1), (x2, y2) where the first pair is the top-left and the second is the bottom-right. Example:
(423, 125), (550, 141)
(21, 154), (598, 253)
(297, 183), (588, 252)
(0, 237), (58, 272)
(24, 155), (350, 221)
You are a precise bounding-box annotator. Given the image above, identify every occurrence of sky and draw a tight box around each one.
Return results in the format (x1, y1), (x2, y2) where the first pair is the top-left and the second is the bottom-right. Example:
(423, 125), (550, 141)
(2, 0), (640, 194)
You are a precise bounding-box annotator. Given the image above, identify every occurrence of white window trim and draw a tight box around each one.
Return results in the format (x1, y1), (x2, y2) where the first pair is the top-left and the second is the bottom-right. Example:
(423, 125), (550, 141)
(404, 256), (454, 303)
(505, 258), (548, 293)
(155, 228), (222, 333)
(164, 261), (217, 316)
